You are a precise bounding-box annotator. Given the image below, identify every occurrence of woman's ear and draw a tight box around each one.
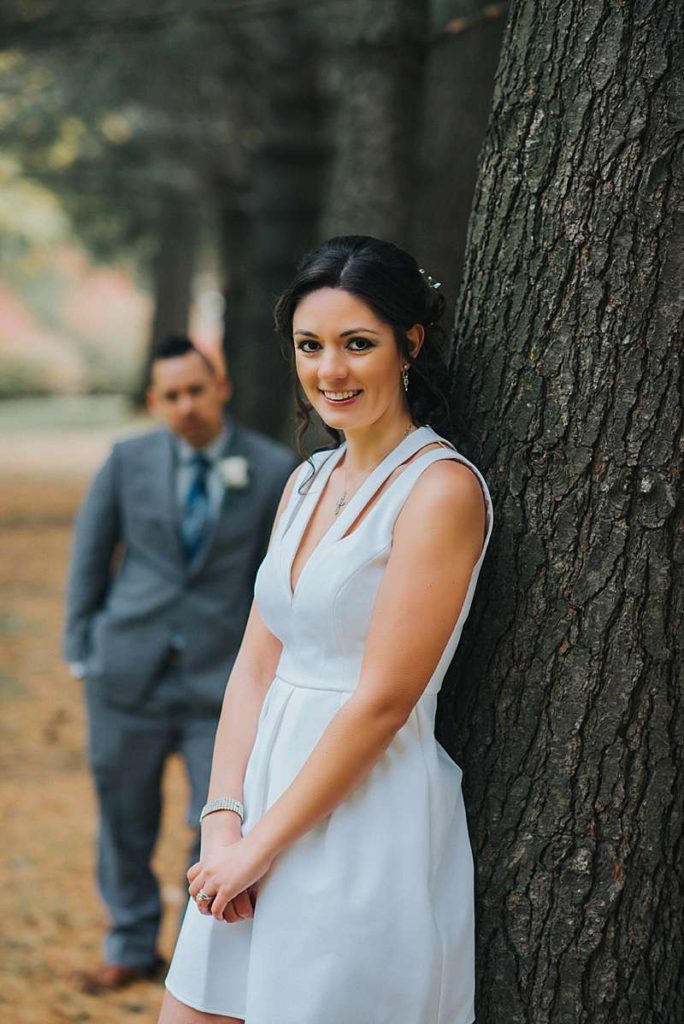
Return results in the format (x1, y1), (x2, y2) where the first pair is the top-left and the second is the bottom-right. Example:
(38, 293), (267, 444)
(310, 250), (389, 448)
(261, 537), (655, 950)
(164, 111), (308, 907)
(406, 323), (425, 360)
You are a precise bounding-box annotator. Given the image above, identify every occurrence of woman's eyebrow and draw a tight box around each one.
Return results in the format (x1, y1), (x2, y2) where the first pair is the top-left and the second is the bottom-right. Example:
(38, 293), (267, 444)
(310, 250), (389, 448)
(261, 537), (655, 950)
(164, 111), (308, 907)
(293, 327), (380, 338)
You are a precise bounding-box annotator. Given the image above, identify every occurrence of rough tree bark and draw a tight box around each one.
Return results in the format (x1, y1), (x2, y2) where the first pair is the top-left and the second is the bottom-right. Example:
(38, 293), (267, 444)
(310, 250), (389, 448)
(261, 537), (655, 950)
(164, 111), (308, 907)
(439, 1), (683, 1021)
(320, 0), (429, 245)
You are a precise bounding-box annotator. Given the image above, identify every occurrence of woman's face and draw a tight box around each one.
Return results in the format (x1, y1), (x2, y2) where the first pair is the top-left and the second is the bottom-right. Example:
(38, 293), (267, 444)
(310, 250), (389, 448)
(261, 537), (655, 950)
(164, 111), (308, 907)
(292, 287), (421, 433)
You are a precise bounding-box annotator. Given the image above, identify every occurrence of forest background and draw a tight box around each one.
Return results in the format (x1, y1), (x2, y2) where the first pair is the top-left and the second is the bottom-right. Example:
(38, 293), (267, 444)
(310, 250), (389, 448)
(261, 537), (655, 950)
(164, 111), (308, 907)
(0, 0), (503, 428)
(0, 1), (681, 1023)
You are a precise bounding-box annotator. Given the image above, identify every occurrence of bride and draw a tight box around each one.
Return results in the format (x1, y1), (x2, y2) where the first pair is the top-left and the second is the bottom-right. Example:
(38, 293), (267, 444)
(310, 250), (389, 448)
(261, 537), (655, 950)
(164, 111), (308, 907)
(159, 235), (493, 1024)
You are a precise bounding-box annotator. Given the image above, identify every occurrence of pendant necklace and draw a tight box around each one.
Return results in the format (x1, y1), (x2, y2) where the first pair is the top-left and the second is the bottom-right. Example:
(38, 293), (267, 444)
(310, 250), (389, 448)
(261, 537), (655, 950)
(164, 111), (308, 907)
(334, 423), (416, 517)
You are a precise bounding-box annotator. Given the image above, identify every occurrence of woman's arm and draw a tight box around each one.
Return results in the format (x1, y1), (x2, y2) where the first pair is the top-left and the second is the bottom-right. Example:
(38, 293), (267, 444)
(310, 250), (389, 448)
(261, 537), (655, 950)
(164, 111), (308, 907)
(204, 602), (283, 813)
(192, 460), (486, 920)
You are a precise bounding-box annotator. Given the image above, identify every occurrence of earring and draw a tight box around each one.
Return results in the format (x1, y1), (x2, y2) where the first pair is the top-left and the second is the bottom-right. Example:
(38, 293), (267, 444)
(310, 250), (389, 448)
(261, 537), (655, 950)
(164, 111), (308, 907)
(402, 366), (409, 392)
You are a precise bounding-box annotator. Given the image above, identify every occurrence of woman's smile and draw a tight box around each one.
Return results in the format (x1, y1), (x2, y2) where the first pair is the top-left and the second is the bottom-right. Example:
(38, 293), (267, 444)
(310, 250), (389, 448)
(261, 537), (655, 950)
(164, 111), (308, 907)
(319, 388), (363, 405)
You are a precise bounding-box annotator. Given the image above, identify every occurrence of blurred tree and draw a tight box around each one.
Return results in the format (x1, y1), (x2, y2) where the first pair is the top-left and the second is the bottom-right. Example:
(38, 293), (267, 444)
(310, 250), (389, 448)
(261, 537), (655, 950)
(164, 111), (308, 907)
(440, 0), (683, 1020)
(0, 3), (257, 396)
(217, 5), (326, 439)
(319, 0), (429, 245)
(411, 0), (507, 322)
(0, 1), (331, 428)
(1, 0), (504, 433)
(135, 189), (199, 403)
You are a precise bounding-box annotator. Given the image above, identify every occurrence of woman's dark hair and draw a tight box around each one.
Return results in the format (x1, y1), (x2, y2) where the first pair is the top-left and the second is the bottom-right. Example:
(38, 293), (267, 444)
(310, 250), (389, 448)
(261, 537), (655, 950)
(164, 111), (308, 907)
(274, 235), (455, 456)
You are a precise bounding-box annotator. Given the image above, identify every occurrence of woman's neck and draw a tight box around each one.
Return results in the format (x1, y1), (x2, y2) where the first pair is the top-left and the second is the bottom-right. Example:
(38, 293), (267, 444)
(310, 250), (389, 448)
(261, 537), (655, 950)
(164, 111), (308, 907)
(342, 416), (417, 475)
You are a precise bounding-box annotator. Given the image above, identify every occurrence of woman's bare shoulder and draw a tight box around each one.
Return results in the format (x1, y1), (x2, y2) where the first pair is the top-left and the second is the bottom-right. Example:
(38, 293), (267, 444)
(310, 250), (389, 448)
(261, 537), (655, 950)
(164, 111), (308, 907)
(394, 456), (487, 555)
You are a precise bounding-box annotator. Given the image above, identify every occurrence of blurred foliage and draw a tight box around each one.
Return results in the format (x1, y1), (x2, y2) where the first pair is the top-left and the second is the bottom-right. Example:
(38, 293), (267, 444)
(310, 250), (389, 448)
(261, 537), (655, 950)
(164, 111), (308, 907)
(0, 0), (504, 413)
(0, 0), (363, 267)
(0, 0), (343, 401)
(0, 10), (244, 265)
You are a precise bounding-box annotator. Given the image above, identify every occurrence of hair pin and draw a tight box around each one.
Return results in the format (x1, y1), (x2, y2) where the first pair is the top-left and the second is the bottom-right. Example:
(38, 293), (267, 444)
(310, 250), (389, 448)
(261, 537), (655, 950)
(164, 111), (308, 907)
(419, 268), (442, 289)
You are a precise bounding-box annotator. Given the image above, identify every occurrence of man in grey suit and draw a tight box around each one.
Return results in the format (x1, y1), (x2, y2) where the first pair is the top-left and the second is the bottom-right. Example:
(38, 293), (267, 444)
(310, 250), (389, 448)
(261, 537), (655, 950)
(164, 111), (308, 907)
(64, 335), (296, 993)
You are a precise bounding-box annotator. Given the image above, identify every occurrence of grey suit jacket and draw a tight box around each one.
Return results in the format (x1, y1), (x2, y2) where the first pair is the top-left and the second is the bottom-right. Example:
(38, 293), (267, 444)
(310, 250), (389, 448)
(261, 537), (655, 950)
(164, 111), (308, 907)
(63, 420), (297, 714)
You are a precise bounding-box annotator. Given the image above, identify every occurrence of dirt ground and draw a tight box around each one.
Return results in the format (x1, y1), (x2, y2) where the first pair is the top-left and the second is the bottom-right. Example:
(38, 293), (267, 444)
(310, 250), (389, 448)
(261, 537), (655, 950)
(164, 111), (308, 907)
(0, 406), (192, 1023)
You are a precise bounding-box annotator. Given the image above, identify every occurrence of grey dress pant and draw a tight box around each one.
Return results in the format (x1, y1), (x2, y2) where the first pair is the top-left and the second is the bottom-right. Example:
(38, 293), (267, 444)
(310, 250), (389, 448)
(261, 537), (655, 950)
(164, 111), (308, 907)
(85, 655), (218, 967)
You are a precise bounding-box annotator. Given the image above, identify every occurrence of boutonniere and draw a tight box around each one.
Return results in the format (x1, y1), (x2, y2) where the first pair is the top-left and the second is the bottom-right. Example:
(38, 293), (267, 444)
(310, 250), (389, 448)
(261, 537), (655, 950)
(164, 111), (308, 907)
(219, 455), (250, 490)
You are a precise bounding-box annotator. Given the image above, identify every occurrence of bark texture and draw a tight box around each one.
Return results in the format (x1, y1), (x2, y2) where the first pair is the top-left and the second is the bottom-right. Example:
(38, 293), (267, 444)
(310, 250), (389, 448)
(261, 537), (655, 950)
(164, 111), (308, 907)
(441, 1), (684, 1020)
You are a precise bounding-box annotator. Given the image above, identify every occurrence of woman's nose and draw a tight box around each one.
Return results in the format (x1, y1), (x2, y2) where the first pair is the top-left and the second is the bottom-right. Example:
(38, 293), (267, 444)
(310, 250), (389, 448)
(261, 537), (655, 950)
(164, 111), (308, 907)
(318, 347), (348, 381)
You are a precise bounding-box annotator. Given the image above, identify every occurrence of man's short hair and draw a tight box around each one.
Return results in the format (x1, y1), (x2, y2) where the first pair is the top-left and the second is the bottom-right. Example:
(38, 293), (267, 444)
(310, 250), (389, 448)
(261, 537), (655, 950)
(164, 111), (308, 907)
(151, 335), (216, 375)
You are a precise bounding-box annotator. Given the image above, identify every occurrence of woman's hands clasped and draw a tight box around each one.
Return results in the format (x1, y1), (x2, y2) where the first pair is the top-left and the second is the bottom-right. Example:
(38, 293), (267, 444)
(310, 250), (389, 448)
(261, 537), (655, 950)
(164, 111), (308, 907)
(188, 814), (273, 923)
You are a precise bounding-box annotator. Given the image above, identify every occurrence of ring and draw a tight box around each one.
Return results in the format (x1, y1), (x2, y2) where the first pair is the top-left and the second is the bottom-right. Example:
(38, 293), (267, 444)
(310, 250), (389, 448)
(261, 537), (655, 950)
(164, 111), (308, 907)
(196, 890), (213, 903)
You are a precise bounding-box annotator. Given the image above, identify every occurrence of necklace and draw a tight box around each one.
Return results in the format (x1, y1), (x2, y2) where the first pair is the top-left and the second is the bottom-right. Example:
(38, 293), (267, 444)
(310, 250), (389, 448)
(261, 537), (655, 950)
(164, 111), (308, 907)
(333, 423), (416, 517)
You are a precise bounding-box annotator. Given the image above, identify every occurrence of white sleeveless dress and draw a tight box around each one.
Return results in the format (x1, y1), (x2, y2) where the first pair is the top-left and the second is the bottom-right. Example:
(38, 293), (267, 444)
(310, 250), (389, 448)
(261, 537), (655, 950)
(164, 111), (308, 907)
(165, 425), (494, 1024)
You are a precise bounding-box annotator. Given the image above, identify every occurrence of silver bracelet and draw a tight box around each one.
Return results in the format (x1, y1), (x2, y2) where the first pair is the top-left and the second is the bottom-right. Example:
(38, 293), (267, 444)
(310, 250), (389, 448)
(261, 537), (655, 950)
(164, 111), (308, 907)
(199, 797), (245, 824)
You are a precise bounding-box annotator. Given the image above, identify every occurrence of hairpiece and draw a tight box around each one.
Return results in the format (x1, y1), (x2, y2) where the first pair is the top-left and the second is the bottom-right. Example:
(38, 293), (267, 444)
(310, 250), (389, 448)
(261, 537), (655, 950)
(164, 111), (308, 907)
(419, 268), (442, 290)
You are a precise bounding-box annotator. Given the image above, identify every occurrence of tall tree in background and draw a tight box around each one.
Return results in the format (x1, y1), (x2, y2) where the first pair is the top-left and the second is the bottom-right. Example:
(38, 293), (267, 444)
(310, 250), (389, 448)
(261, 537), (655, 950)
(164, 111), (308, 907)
(440, 0), (683, 1020)
(321, 0), (429, 244)
(135, 188), (199, 402)
(220, 6), (325, 439)
(411, 0), (507, 310)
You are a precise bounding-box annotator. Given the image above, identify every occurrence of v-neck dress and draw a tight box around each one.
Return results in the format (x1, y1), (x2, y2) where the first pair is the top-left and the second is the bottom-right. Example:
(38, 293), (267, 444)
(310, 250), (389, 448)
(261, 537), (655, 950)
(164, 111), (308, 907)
(165, 425), (494, 1024)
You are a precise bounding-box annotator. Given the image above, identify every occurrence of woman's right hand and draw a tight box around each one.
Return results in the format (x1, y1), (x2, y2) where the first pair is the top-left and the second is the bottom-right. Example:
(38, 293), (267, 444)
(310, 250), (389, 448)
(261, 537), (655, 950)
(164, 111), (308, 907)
(189, 812), (255, 922)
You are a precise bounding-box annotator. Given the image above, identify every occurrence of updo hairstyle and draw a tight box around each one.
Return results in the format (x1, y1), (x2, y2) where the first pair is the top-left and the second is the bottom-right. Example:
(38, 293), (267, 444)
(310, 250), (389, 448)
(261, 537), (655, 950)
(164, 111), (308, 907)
(273, 235), (454, 454)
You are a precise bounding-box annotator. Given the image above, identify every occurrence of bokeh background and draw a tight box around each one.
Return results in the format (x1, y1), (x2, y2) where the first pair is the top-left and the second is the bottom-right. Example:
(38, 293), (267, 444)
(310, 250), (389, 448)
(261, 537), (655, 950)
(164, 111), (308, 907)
(0, 1), (506, 1020)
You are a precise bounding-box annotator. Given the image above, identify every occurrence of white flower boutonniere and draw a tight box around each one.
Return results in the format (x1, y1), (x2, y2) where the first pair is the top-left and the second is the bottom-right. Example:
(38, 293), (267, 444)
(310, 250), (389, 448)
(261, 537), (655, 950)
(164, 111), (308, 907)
(219, 455), (250, 490)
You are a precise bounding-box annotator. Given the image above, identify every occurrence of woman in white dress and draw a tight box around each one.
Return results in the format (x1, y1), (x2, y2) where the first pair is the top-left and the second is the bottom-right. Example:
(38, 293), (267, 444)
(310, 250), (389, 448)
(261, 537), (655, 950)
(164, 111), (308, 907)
(159, 235), (493, 1024)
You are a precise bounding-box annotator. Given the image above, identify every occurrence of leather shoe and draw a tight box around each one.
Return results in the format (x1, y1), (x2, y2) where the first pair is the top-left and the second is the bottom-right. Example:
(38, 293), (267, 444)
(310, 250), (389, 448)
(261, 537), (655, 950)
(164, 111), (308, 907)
(76, 956), (166, 995)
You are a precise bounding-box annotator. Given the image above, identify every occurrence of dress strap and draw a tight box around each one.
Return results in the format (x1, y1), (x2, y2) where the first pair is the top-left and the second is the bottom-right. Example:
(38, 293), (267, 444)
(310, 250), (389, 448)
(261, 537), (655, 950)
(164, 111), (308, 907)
(322, 425), (438, 547)
(279, 448), (343, 540)
(355, 445), (494, 562)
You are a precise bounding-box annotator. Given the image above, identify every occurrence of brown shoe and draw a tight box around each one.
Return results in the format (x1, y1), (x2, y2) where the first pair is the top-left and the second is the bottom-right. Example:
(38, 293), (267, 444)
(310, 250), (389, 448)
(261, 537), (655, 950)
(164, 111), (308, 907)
(76, 957), (166, 995)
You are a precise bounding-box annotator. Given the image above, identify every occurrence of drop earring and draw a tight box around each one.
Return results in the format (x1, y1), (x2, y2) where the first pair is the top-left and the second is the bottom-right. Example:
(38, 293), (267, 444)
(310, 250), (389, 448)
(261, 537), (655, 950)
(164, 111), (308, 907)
(402, 366), (409, 392)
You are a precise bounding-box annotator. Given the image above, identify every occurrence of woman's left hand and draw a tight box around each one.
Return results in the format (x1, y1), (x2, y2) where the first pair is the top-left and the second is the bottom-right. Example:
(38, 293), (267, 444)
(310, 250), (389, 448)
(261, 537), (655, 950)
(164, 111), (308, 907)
(188, 835), (274, 922)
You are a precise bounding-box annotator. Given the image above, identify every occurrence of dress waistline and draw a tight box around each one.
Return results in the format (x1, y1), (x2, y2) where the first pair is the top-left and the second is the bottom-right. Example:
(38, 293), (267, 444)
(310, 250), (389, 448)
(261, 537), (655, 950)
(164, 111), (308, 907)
(273, 671), (441, 697)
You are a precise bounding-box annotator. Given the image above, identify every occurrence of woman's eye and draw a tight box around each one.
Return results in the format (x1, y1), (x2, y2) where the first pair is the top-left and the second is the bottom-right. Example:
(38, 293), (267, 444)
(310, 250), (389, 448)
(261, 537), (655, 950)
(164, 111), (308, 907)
(295, 340), (321, 353)
(347, 337), (375, 352)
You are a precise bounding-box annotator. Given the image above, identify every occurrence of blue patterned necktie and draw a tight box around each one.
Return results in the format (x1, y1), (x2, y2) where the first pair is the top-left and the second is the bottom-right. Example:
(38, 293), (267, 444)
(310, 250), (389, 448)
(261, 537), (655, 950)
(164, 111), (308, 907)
(180, 453), (210, 562)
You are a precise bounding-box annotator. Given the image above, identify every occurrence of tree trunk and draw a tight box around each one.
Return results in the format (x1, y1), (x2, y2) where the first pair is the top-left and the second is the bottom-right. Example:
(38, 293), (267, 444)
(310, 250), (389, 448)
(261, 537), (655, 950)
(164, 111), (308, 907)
(219, 10), (325, 441)
(135, 189), (198, 402)
(441, 1), (683, 1021)
(320, 0), (430, 245)
(217, 191), (250, 390)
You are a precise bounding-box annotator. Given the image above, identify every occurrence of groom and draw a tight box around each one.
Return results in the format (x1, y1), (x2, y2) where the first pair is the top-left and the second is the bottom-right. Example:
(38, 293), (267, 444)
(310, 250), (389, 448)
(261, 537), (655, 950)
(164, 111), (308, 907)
(64, 335), (296, 993)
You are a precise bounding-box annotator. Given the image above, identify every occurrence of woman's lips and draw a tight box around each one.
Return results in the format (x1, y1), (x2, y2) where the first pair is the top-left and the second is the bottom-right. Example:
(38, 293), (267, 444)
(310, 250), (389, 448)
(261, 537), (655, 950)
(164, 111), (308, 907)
(318, 389), (362, 406)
